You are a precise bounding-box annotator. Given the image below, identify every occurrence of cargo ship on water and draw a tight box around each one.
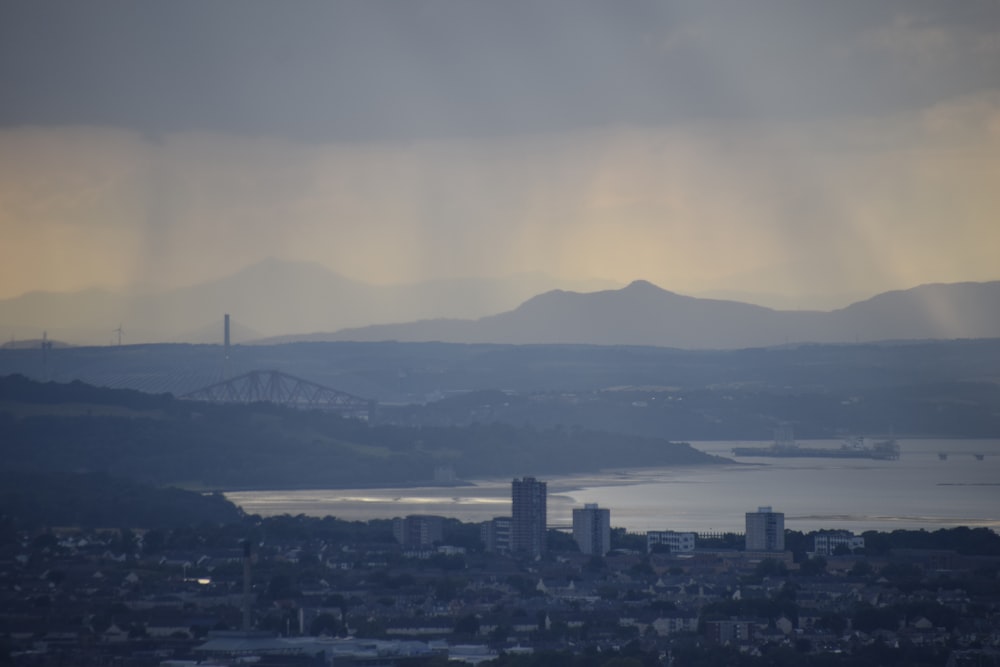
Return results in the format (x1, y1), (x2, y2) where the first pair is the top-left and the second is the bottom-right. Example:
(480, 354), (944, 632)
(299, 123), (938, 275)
(732, 426), (900, 460)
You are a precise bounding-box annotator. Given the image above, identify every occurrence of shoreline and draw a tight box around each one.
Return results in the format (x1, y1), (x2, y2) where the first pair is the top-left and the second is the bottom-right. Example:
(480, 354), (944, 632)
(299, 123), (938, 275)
(198, 459), (736, 495)
(222, 438), (1000, 533)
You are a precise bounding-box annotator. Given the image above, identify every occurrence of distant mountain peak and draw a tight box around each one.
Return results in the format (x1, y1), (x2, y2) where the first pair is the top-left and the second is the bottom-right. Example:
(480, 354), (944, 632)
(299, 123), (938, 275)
(623, 279), (670, 293)
(305, 279), (1000, 348)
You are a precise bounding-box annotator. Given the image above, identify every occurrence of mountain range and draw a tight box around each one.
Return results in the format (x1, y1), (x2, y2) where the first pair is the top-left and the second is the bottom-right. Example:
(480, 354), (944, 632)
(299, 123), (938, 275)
(270, 280), (1000, 349)
(0, 259), (617, 346)
(2, 258), (998, 349)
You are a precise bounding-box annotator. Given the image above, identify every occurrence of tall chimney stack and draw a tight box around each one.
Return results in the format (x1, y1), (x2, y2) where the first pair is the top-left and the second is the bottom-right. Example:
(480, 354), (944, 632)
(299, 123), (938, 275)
(224, 314), (231, 380)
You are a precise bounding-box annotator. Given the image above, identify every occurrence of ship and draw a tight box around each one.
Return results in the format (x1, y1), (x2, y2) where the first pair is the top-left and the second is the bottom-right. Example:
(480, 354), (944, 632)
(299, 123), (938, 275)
(732, 426), (900, 460)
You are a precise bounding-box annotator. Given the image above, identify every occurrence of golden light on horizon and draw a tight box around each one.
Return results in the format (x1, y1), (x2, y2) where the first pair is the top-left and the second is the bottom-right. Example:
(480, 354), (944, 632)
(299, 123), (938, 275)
(1, 92), (998, 306)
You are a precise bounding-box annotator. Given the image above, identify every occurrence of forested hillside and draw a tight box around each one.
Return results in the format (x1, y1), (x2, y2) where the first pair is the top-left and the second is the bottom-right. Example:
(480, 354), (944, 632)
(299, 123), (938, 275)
(0, 375), (720, 490)
(3, 339), (999, 439)
(0, 471), (241, 529)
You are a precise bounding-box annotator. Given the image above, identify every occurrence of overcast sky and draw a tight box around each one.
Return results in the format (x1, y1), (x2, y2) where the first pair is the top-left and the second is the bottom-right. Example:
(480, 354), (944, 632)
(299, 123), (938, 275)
(2, 1), (998, 306)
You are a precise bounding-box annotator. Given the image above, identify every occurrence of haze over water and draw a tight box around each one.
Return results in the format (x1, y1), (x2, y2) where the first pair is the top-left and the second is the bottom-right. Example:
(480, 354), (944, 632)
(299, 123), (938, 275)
(228, 438), (1000, 535)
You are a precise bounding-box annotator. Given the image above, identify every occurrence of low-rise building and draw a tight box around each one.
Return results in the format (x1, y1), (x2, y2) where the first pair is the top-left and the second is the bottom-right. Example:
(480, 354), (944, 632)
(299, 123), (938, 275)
(813, 531), (865, 556)
(481, 517), (512, 554)
(646, 531), (696, 553)
(393, 515), (445, 549)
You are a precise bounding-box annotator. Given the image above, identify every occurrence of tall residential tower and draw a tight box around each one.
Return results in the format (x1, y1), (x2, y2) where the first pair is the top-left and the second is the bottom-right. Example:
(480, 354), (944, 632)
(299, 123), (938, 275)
(511, 477), (547, 557)
(572, 503), (611, 556)
(745, 505), (785, 551)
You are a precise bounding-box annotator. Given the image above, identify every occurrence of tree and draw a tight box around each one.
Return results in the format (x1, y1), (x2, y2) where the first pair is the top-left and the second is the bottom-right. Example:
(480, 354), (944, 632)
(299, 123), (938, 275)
(597, 585), (619, 601)
(489, 624), (512, 646)
(754, 558), (788, 578)
(453, 614), (480, 637)
(610, 528), (645, 552)
(629, 557), (654, 576)
(816, 612), (848, 636)
(143, 529), (166, 554)
(266, 574), (299, 601)
(852, 604), (900, 634)
(428, 553), (465, 571)
(584, 555), (606, 572)
(116, 528), (138, 557)
(309, 613), (340, 637)
(600, 658), (643, 667)
(849, 560), (874, 578)
(880, 561), (922, 580)
(798, 556), (827, 576)
(547, 529), (578, 552)
(32, 533), (58, 552)
(434, 577), (461, 601)
(647, 599), (677, 615)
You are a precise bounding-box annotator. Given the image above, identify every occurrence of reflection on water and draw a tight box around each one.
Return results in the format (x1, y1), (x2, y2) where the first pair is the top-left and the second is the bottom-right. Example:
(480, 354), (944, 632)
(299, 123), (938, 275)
(227, 438), (1000, 534)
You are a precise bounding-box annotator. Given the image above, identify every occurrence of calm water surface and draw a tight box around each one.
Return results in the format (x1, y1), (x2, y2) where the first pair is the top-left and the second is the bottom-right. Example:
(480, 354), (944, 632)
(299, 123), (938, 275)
(227, 438), (1000, 534)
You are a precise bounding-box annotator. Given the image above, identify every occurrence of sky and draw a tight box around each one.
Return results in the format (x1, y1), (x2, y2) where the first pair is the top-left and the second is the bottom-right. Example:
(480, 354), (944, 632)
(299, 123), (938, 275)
(1, 1), (999, 309)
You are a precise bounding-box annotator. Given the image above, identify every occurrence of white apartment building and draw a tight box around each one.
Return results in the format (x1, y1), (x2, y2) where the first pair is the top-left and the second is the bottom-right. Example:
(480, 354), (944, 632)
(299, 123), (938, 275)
(646, 530), (696, 553)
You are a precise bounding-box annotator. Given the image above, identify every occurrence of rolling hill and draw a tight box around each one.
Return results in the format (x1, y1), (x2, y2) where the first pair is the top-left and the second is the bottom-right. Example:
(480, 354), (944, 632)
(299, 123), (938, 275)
(0, 259), (618, 345)
(0, 374), (724, 489)
(301, 280), (1000, 349)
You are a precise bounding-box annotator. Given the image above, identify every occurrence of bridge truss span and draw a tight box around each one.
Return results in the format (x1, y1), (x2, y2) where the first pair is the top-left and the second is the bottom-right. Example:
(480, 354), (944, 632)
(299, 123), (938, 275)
(181, 370), (373, 419)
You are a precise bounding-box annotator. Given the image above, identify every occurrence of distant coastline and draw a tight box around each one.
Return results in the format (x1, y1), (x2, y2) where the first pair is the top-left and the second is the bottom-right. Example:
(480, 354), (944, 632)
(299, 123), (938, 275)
(205, 459), (732, 495)
(225, 439), (1000, 533)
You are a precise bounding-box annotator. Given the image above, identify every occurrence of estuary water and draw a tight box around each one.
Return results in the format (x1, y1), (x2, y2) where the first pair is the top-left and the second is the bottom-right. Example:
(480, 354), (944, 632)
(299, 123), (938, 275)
(226, 438), (1000, 534)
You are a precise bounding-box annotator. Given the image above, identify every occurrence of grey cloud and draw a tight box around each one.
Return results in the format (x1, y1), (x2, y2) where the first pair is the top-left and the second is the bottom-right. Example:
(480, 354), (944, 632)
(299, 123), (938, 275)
(2, 1), (997, 141)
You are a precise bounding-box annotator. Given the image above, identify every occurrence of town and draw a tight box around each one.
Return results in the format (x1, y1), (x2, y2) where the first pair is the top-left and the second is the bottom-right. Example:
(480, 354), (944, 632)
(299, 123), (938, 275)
(3, 477), (999, 667)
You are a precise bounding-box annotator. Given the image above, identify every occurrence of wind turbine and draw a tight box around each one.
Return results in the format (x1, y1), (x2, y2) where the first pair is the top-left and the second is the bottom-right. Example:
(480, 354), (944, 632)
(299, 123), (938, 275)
(113, 324), (123, 347)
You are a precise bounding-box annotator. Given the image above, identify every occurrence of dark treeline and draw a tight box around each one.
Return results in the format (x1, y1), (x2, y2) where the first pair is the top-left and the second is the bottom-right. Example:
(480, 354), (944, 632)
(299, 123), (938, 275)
(0, 374), (719, 489)
(0, 471), (241, 530)
(488, 640), (953, 667)
(381, 381), (1000, 440)
(0, 372), (173, 410)
(859, 526), (1000, 556)
(783, 528), (1000, 558)
(5, 338), (1000, 439)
